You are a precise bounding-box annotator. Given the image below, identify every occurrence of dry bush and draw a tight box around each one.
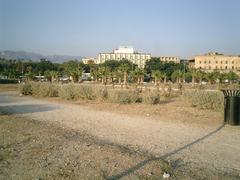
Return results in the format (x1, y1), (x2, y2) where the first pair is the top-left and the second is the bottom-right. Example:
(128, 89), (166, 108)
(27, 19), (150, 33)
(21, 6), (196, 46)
(19, 83), (32, 95)
(94, 86), (108, 101)
(58, 84), (97, 100)
(79, 85), (96, 100)
(30, 82), (59, 97)
(58, 84), (81, 100)
(19, 83), (164, 105)
(183, 90), (224, 111)
(107, 89), (141, 104)
(142, 90), (160, 104)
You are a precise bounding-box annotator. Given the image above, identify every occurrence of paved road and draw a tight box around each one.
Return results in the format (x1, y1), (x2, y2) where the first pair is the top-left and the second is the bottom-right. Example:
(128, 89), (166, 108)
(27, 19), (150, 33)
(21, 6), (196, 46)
(1, 92), (240, 177)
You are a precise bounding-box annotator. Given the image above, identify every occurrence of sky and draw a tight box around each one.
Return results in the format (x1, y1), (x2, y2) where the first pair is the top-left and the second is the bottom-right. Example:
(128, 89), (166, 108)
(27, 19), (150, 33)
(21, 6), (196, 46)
(0, 0), (240, 58)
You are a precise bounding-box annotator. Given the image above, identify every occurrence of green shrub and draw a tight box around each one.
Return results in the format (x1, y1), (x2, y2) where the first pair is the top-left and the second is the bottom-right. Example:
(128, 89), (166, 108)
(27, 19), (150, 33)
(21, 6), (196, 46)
(142, 90), (160, 104)
(19, 83), (32, 95)
(183, 90), (224, 111)
(108, 89), (141, 104)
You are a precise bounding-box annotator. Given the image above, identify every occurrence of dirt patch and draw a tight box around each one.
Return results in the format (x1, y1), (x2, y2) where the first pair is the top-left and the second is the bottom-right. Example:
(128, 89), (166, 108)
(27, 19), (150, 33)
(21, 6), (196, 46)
(0, 92), (240, 179)
(75, 97), (223, 126)
(0, 114), (171, 180)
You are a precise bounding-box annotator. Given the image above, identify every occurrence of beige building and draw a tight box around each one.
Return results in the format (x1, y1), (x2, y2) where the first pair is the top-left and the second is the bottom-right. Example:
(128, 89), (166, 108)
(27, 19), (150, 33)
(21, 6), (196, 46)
(97, 46), (151, 68)
(82, 57), (97, 64)
(159, 56), (180, 63)
(194, 52), (240, 72)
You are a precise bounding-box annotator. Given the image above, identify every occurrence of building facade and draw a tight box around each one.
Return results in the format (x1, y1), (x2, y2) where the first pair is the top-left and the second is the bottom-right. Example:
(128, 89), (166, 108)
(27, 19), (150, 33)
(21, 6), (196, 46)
(159, 56), (180, 63)
(194, 52), (240, 71)
(97, 46), (151, 68)
(82, 57), (97, 64)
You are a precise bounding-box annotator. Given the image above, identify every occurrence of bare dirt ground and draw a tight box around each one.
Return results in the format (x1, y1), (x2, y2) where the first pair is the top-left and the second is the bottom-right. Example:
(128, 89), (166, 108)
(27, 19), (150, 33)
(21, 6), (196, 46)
(0, 85), (240, 179)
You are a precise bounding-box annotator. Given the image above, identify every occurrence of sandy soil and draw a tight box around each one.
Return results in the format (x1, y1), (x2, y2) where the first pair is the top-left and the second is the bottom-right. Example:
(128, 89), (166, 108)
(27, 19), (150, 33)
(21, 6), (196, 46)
(0, 90), (240, 179)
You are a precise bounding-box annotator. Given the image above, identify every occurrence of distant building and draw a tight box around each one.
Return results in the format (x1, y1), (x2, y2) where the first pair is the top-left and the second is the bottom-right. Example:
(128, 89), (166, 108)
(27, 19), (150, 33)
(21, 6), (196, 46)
(159, 56), (180, 63)
(194, 52), (240, 71)
(188, 59), (195, 69)
(97, 46), (151, 68)
(82, 57), (97, 64)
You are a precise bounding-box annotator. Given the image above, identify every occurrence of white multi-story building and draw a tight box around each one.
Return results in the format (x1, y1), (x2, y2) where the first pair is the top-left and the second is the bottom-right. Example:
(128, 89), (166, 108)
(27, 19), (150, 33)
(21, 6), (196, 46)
(159, 56), (180, 63)
(97, 46), (151, 68)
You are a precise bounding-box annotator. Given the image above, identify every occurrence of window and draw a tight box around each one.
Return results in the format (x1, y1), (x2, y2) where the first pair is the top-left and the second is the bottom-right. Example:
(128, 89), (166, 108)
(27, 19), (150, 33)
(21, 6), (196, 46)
(221, 61), (223, 64)
(232, 61), (234, 64)
(225, 66), (227, 70)
(209, 66), (211, 70)
(199, 61), (202, 64)
(204, 61), (207, 64)
(225, 61), (228, 64)
(216, 61), (218, 64)
(215, 66), (218, 69)
(232, 66), (234, 70)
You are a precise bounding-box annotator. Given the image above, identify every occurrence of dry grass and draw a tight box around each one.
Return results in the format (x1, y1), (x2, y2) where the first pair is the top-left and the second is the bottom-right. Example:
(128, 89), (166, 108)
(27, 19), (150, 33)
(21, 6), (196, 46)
(0, 84), (19, 92)
(183, 89), (224, 111)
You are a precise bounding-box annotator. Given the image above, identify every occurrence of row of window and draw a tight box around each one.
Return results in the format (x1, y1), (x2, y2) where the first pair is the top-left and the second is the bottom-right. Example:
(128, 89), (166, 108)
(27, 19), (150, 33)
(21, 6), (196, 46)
(199, 60), (235, 64)
(199, 66), (235, 70)
(99, 59), (146, 64)
(100, 54), (150, 60)
(160, 57), (178, 60)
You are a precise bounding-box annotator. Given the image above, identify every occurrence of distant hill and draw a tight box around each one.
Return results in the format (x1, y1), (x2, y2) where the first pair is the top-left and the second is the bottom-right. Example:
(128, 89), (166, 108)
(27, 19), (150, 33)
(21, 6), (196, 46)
(0, 50), (83, 63)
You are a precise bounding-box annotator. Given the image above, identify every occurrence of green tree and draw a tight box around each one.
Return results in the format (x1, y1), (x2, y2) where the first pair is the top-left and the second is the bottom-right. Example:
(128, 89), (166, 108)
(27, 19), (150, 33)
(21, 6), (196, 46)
(151, 70), (164, 86)
(133, 68), (145, 84)
(118, 63), (130, 87)
(171, 70), (183, 83)
(226, 71), (239, 84)
(44, 70), (59, 83)
(63, 60), (83, 82)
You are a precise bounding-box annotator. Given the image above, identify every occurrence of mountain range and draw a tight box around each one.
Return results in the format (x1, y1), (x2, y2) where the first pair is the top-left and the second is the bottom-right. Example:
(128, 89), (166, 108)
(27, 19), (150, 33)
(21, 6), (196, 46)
(0, 50), (83, 63)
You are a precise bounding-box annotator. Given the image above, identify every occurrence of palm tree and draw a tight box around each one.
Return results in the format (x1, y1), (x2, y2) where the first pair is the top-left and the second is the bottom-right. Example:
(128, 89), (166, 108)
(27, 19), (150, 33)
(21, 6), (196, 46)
(151, 70), (164, 86)
(205, 72), (215, 84)
(133, 68), (145, 84)
(49, 70), (59, 83)
(196, 70), (205, 84)
(90, 65), (100, 83)
(63, 61), (83, 83)
(226, 71), (239, 84)
(171, 70), (183, 83)
(190, 69), (198, 87)
(98, 66), (109, 85)
(118, 64), (130, 88)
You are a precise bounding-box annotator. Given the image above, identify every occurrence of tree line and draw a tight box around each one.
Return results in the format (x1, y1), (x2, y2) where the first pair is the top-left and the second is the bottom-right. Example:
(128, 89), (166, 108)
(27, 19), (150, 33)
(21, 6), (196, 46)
(0, 57), (239, 85)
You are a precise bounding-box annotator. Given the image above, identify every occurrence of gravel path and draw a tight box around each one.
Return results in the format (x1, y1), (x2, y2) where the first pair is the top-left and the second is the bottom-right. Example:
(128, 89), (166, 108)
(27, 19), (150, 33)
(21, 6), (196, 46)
(1, 92), (240, 177)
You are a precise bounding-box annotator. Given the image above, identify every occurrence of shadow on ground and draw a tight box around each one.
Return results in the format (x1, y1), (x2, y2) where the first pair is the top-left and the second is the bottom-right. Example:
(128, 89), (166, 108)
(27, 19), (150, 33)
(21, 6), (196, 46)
(0, 104), (59, 114)
(107, 123), (226, 180)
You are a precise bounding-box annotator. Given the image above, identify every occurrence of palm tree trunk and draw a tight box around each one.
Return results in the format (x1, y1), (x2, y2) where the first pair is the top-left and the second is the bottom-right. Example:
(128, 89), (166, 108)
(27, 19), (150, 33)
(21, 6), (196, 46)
(154, 77), (157, 86)
(123, 71), (127, 87)
(118, 78), (121, 84)
(192, 77), (195, 87)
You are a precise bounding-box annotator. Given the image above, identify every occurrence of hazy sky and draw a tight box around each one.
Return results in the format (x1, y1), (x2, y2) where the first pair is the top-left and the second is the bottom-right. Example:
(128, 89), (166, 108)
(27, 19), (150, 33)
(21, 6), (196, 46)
(1, 0), (240, 58)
